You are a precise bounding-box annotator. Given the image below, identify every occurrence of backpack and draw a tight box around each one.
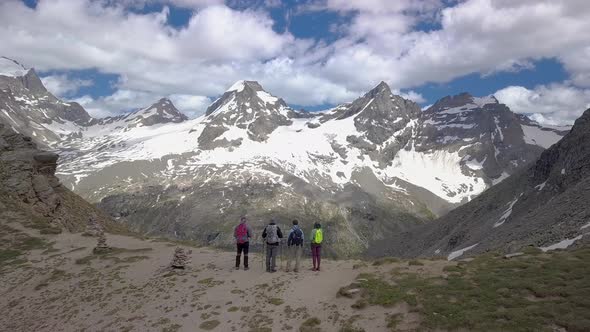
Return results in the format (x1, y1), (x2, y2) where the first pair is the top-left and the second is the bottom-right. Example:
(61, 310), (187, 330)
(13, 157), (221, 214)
(291, 228), (303, 246)
(235, 223), (248, 244)
(313, 228), (323, 244)
(266, 224), (279, 244)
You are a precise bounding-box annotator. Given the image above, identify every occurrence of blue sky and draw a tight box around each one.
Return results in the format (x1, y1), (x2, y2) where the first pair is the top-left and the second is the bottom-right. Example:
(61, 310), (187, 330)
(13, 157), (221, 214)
(3, 0), (590, 124)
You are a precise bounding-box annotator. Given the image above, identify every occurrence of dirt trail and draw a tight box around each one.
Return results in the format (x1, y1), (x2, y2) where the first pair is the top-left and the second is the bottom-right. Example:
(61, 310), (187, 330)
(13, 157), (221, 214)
(0, 226), (451, 332)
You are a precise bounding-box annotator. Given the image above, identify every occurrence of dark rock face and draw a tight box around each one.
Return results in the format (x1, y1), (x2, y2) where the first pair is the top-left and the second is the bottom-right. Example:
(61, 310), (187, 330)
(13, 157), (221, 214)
(369, 108), (590, 259)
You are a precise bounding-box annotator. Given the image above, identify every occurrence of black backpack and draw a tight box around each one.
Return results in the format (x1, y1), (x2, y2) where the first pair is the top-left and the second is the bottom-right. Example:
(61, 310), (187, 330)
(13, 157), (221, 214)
(291, 228), (303, 246)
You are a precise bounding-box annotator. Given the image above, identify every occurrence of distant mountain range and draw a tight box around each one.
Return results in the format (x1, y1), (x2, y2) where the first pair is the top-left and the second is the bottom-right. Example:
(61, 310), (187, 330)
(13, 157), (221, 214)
(0, 57), (571, 256)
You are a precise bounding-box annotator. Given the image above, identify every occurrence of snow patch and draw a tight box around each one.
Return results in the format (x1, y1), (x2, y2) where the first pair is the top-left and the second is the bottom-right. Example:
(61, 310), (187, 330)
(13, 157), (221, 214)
(581, 222), (590, 230)
(521, 125), (563, 149)
(448, 243), (478, 261)
(493, 194), (522, 227)
(540, 235), (584, 252)
(227, 80), (246, 93)
(535, 181), (547, 191)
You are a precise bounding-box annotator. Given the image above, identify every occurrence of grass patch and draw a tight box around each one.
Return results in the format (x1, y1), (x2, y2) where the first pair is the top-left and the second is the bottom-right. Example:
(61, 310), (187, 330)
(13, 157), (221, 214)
(199, 320), (220, 330)
(35, 269), (69, 290)
(372, 257), (399, 266)
(339, 247), (590, 331)
(408, 260), (424, 266)
(300, 317), (321, 332)
(0, 249), (23, 266)
(268, 298), (284, 306)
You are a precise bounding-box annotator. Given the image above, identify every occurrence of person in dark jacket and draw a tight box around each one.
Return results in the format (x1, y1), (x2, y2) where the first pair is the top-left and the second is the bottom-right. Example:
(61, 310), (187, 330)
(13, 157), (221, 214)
(286, 219), (304, 272)
(262, 219), (283, 272)
(234, 216), (253, 270)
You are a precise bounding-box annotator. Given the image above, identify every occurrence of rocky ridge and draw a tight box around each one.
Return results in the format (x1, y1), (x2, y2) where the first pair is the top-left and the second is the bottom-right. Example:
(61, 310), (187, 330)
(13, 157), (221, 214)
(370, 108), (590, 259)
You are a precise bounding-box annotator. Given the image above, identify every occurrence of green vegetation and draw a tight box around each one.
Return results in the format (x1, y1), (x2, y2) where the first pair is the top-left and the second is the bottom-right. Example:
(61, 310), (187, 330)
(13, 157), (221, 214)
(408, 260), (424, 266)
(339, 248), (590, 331)
(371, 257), (399, 266)
(268, 297), (285, 306)
(300, 317), (321, 332)
(35, 269), (69, 290)
(0, 223), (53, 270)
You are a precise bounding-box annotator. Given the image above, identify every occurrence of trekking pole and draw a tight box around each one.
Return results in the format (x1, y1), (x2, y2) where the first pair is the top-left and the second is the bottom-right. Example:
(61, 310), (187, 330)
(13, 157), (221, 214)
(261, 241), (265, 271)
(280, 240), (284, 270)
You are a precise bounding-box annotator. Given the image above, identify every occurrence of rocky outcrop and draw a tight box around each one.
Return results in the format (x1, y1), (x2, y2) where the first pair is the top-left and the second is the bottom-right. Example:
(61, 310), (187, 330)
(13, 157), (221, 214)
(0, 123), (118, 232)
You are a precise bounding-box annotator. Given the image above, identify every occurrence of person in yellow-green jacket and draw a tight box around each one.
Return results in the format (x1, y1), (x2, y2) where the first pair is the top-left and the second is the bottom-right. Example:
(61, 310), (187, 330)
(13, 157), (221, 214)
(310, 223), (323, 271)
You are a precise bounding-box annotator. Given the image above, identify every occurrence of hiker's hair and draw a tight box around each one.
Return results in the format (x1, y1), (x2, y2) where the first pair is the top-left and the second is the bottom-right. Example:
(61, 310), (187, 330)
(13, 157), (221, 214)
(292, 219), (299, 225)
(240, 216), (247, 222)
(314, 222), (321, 229)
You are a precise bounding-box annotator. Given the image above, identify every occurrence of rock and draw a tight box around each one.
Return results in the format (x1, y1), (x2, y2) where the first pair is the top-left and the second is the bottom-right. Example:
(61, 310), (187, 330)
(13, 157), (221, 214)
(93, 231), (111, 253)
(344, 288), (361, 296)
(170, 247), (190, 269)
(84, 214), (103, 236)
(504, 252), (524, 259)
(31, 174), (60, 214)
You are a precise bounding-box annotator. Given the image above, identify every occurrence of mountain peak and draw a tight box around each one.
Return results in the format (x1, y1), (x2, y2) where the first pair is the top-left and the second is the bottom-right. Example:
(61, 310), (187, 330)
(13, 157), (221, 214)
(226, 80), (265, 93)
(124, 98), (187, 126)
(427, 93), (499, 113)
(207, 80), (285, 116)
(367, 81), (393, 98)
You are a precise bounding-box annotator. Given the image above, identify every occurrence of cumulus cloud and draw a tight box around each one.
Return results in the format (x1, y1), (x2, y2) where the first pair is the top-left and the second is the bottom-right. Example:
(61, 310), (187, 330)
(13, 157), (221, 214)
(0, 0), (589, 122)
(495, 84), (590, 125)
(40, 75), (93, 98)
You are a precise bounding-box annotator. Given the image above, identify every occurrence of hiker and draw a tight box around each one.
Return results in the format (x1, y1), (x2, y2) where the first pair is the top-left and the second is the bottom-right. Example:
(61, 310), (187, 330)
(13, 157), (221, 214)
(262, 219), (283, 272)
(286, 219), (304, 273)
(234, 216), (253, 270)
(310, 222), (323, 271)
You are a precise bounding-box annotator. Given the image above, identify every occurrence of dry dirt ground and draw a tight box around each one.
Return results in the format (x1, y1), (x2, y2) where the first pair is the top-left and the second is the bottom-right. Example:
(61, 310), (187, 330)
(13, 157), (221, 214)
(0, 222), (451, 332)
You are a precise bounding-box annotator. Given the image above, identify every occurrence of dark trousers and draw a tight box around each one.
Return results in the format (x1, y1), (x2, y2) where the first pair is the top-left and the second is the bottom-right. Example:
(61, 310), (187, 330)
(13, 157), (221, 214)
(236, 242), (249, 268)
(266, 244), (278, 271)
(311, 244), (321, 269)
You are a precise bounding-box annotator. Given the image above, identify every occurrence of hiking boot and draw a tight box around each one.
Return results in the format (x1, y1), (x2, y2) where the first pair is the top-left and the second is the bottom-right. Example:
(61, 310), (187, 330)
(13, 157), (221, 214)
(235, 266), (239, 270)
(244, 266), (249, 271)
(270, 269), (277, 273)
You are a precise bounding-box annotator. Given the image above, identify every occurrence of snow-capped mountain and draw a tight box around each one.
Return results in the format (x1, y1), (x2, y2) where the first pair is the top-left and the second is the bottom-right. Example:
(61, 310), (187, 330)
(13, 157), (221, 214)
(0, 57), (92, 145)
(370, 107), (590, 259)
(0, 63), (570, 256)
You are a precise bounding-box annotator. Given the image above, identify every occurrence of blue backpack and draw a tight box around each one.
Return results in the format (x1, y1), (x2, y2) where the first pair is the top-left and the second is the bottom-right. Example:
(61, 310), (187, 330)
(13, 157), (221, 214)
(290, 228), (303, 246)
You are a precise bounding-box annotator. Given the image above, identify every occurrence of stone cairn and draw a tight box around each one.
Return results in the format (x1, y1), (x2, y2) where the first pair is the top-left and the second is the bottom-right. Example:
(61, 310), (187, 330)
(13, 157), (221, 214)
(93, 231), (111, 254)
(170, 247), (191, 269)
(84, 214), (103, 236)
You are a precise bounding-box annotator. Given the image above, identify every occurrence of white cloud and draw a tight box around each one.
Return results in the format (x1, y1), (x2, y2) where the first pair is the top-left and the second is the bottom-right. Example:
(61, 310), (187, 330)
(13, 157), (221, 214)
(495, 84), (590, 125)
(40, 74), (93, 97)
(1, 0), (589, 124)
(168, 94), (212, 117)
